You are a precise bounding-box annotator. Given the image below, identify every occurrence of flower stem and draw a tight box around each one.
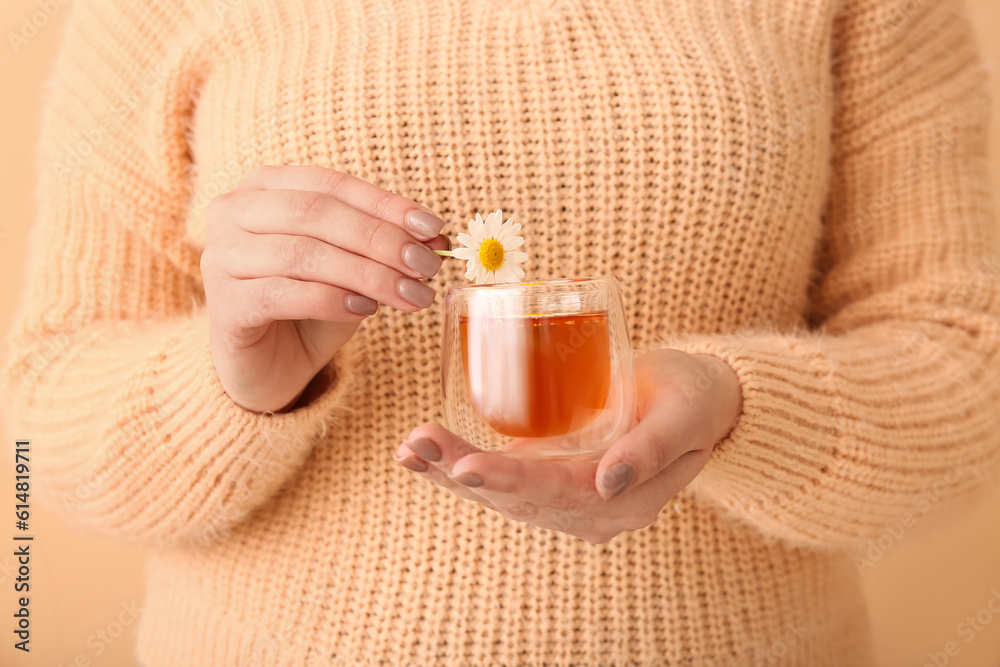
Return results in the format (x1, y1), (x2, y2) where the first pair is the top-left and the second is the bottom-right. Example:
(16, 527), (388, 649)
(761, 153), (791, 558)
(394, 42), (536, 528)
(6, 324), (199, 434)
(433, 250), (454, 257)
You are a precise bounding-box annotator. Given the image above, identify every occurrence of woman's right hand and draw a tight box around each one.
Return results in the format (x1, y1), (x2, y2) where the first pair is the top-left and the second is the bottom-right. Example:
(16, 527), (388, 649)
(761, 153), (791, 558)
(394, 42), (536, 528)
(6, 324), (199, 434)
(201, 165), (448, 413)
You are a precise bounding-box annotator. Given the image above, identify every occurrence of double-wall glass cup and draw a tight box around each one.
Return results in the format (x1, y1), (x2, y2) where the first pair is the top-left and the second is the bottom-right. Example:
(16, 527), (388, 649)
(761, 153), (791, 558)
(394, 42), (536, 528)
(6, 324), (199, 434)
(442, 276), (636, 459)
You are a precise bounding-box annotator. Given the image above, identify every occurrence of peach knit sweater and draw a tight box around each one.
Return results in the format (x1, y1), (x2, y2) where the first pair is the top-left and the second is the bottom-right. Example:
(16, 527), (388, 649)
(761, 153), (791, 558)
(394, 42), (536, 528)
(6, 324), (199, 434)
(4, 0), (1000, 664)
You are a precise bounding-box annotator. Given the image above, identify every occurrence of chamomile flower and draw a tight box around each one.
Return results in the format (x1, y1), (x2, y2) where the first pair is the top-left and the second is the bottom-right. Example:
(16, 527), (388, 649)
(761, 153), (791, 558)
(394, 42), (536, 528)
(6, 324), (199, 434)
(450, 210), (528, 284)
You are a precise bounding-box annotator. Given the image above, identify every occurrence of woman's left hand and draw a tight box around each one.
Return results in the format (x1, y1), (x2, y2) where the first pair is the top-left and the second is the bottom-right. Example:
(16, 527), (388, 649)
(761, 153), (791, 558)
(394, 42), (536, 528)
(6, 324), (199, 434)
(394, 349), (743, 543)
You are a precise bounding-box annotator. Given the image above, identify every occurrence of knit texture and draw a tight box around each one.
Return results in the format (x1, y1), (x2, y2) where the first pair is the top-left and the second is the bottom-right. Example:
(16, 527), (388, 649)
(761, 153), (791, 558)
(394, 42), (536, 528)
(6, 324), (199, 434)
(3, 0), (1000, 664)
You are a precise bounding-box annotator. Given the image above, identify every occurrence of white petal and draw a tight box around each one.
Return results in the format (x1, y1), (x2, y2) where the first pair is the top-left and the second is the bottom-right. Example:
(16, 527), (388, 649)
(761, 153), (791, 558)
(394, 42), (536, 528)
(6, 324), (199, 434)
(465, 261), (481, 280)
(469, 214), (485, 239)
(477, 266), (491, 284)
(494, 266), (518, 283)
(511, 264), (526, 280)
(485, 210), (502, 239)
(498, 222), (521, 242)
(501, 236), (524, 251)
(457, 233), (476, 248)
(505, 251), (529, 264)
(452, 248), (476, 260)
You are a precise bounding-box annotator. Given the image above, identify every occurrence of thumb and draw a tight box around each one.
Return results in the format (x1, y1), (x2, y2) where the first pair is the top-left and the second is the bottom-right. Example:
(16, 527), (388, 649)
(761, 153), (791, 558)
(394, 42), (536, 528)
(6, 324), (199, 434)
(594, 402), (691, 502)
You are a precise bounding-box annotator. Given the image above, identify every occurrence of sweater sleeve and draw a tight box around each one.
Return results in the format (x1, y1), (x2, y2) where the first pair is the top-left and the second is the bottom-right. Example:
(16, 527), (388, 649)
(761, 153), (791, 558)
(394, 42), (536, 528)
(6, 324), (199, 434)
(0, 0), (355, 548)
(675, 0), (1000, 550)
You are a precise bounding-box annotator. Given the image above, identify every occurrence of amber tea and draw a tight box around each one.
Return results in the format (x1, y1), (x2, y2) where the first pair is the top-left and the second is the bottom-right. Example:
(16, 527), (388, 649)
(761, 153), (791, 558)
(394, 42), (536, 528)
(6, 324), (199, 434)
(443, 276), (634, 458)
(460, 311), (611, 438)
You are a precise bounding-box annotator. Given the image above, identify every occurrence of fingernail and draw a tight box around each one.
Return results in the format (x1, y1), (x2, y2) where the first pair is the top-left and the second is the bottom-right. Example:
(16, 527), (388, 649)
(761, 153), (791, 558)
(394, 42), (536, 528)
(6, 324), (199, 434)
(397, 278), (435, 308)
(452, 472), (484, 487)
(406, 437), (441, 462)
(397, 456), (428, 473)
(402, 243), (443, 278)
(445, 235), (452, 251)
(600, 461), (634, 501)
(345, 294), (378, 315)
(405, 210), (445, 240)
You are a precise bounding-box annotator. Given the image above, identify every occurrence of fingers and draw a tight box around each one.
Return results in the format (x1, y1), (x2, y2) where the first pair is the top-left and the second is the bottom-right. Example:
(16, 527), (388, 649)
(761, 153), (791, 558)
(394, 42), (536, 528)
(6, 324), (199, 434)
(425, 234), (450, 253)
(204, 172), (448, 316)
(236, 165), (446, 241)
(397, 425), (602, 513)
(592, 450), (713, 534)
(217, 277), (375, 331)
(211, 232), (437, 312)
(394, 425), (681, 543)
(215, 189), (444, 280)
(593, 402), (695, 502)
(394, 438), (594, 535)
(398, 423), (480, 469)
(625, 450), (711, 510)
(449, 453), (601, 512)
(394, 425), (497, 509)
(592, 351), (720, 501)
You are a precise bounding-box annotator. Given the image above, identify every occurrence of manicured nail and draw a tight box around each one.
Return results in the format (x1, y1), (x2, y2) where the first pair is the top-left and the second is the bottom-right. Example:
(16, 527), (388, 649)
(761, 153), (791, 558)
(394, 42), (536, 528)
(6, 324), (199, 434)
(397, 456), (428, 473)
(451, 472), (484, 488)
(397, 278), (435, 308)
(445, 235), (452, 251)
(599, 461), (634, 501)
(405, 210), (445, 240)
(345, 294), (378, 315)
(406, 437), (442, 462)
(402, 243), (443, 278)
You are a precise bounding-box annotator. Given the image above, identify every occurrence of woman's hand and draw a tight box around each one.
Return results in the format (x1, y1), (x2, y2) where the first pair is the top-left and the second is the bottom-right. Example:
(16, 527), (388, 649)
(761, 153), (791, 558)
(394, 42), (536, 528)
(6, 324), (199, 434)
(394, 349), (743, 543)
(202, 165), (449, 413)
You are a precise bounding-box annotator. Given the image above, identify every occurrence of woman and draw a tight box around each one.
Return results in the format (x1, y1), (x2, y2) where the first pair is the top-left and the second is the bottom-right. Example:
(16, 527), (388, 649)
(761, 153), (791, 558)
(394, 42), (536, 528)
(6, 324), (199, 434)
(4, 0), (999, 664)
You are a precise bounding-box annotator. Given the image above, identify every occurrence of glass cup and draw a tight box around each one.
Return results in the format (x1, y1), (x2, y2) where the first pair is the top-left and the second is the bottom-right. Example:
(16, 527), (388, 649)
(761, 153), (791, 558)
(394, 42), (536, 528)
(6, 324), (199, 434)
(442, 276), (636, 459)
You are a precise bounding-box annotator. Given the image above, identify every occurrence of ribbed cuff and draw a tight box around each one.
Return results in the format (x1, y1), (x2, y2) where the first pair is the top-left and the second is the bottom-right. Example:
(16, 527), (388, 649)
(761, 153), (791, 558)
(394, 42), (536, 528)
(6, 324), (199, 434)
(85, 313), (354, 546)
(658, 334), (843, 544)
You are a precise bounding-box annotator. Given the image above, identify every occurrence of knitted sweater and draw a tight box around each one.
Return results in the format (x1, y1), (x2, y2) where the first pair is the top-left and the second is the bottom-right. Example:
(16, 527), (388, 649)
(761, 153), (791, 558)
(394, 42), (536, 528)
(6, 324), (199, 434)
(4, 0), (1000, 664)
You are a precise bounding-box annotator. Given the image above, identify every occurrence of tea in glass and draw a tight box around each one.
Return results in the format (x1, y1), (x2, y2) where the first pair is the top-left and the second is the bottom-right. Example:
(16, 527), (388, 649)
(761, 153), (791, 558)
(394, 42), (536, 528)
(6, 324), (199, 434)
(442, 277), (635, 458)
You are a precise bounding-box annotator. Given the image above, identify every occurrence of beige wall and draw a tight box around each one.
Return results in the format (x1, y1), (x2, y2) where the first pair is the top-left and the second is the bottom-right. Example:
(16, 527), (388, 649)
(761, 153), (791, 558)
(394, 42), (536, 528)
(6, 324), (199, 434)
(2, 1), (999, 665)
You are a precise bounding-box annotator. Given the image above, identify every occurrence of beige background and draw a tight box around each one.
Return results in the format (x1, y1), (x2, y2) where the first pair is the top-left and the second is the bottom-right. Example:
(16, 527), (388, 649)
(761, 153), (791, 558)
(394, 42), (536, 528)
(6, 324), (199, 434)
(2, 1), (1000, 665)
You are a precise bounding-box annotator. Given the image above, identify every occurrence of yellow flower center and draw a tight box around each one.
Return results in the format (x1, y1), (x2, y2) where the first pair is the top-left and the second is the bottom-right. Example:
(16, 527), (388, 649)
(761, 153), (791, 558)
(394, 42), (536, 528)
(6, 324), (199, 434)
(479, 238), (505, 272)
